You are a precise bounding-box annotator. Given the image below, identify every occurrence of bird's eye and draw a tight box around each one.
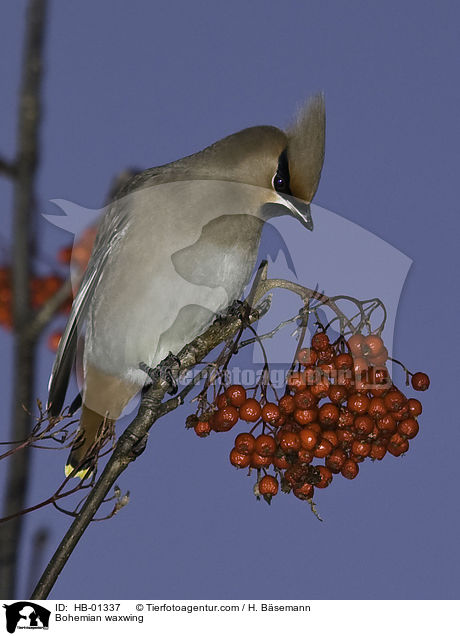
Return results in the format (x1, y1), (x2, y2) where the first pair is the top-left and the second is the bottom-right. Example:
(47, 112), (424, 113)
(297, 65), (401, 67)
(273, 173), (286, 192)
(272, 172), (288, 194)
(273, 149), (292, 195)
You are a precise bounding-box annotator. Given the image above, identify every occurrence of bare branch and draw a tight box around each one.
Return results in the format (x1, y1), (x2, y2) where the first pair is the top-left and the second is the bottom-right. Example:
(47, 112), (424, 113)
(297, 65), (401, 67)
(26, 279), (72, 340)
(0, 0), (48, 599)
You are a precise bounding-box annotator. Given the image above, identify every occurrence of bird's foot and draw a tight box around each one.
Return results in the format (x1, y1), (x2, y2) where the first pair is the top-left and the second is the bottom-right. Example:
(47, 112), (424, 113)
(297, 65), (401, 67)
(214, 299), (250, 325)
(139, 352), (181, 395)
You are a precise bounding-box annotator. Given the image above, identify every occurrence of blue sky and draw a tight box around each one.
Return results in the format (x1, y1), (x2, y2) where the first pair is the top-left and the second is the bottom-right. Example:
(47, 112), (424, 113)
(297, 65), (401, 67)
(0, 0), (459, 599)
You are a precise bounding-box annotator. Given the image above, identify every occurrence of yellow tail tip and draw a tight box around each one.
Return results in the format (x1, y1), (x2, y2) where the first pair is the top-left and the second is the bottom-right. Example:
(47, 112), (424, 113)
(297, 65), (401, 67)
(64, 463), (91, 480)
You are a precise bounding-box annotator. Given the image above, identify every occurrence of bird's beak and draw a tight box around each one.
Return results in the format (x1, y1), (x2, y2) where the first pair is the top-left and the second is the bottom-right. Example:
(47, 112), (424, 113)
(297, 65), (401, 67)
(277, 193), (314, 231)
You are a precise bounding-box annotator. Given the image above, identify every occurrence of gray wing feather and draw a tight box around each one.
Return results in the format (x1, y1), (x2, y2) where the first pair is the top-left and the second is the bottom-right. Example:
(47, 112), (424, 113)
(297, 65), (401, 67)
(47, 199), (131, 415)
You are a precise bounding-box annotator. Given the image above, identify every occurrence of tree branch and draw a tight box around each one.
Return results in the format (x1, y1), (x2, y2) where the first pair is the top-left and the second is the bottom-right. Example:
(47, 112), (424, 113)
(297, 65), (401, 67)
(31, 296), (268, 600)
(0, 0), (48, 599)
(26, 279), (72, 340)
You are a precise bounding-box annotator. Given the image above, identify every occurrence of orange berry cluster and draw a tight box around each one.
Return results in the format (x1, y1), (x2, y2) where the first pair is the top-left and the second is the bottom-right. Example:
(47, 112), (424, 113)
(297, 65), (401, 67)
(188, 330), (430, 505)
(0, 225), (97, 352)
(0, 266), (68, 331)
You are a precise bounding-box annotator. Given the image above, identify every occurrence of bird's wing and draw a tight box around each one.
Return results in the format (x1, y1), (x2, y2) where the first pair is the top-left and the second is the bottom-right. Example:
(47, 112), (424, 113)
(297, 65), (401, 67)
(47, 199), (131, 415)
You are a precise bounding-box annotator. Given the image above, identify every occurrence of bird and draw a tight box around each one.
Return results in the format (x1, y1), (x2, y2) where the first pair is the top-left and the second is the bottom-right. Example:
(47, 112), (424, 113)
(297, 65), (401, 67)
(47, 94), (326, 478)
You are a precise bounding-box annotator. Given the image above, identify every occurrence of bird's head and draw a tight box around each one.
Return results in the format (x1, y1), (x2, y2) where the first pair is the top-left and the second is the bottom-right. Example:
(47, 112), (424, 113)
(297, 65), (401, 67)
(172, 94), (325, 231)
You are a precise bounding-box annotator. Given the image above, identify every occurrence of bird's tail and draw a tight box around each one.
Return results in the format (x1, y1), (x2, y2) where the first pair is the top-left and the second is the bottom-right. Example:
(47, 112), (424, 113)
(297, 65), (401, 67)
(65, 404), (114, 479)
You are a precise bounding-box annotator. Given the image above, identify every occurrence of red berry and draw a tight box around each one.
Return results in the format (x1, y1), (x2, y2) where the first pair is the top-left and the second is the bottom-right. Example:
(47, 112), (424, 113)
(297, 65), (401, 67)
(411, 372), (430, 391)
(326, 448), (347, 473)
(384, 390), (407, 413)
(234, 433), (255, 454)
(328, 384), (348, 405)
(370, 442), (387, 460)
(293, 482), (315, 500)
(322, 429), (339, 448)
(278, 431), (301, 453)
(387, 432), (409, 456)
(254, 434), (277, 457)
(377, 413), (397, 435)
(273, 454), (290, 469)
(337, 428), (354, 445)
(286, 371), (307, 393)
(319, 362), (336, 377)
(370, 347), (389, 366)
(318, 345), (335, 364)
(258, 475), (279, 496)
(315, 465), (333, 488)
(353, 356), (369, 378)
(311, 377), (330, 399)
(351, 439), (371, 458)
(230, 448), (251, 468)
(261, 402), (281, 424)
(354, 414), (374, 437)
(213, 406), (239, 431)
(296, 347), (318, 366)
(225, 384), (247, 407)
(338, 408), (354, 428)
(194, 420), (211, 437)
(393, 402), (410, 421)
(278, 394), (296, 414)
(354, 377), (370, 394)
(368, 365), (390, 386)
(348, 333), (365, 356)
(240, 398), (262, 422)
(216, 393), (229, 409)
(370, 385), (389, 398)
(336, 371), (355, 391)
(297, 448), (314, 464)
(398, 417), (419, 439)
(364, 334), (384, 357)
(341, 458), (359, 479)
(408, 398), (422, 417)
(314, 438), (333, 458)
(334, 353), (354, 370)
(319, 403), (340, 428)
(347, 393), (370, 414)
(294, 389), (317, 410)
(367, 397), (387, 419)
(284, 463), (308, 487)
(250, 452), (273, 468)
(293, 407), (318, 426)
(311, 331), (330, 351)
(299, 428), (318, 451)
